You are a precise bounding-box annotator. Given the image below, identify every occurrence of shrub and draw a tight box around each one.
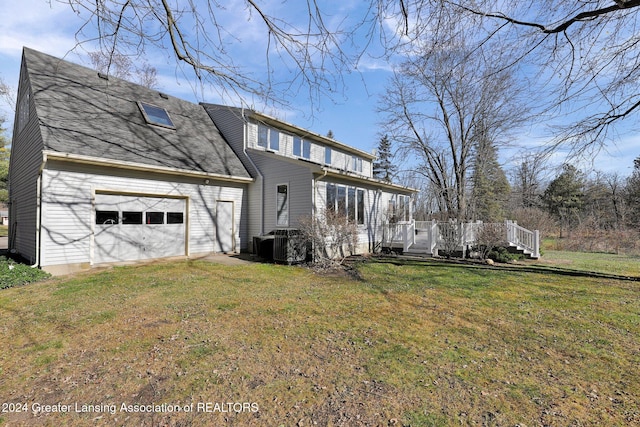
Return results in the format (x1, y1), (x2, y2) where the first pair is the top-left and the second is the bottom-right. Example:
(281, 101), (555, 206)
(0, 257), (51, 289)
(297, 209), (359, 267)
(487, 246), (521, 263)
(475, 222), (507, 260)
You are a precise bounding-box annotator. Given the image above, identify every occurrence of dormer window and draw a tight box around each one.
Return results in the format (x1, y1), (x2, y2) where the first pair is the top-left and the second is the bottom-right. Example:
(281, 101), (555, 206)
(257, 124), (280, 151)
(351, 156), (363, 173)
(138, 102), (175, 129)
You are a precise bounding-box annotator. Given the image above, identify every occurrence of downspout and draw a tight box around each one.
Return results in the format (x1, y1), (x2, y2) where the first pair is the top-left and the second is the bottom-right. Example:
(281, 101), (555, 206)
(241, 108), (265, 236)
(32, 153), (46, 268)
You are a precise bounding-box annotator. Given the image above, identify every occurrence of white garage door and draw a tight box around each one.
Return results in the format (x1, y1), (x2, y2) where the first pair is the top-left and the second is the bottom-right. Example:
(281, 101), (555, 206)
(94, 194), (186, 264)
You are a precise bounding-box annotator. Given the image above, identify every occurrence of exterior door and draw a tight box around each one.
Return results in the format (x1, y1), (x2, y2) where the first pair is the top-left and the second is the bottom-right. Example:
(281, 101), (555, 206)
(216, 201), (234, 253)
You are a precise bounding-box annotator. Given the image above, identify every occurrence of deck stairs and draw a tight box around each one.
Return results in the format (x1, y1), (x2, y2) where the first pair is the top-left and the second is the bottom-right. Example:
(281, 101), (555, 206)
(384, 220), (540, 259)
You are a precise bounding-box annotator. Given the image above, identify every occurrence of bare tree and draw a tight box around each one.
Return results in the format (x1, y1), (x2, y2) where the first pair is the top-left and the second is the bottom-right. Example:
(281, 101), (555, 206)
(88, 51), (158, 89)
(510, 151), (549, 209)
(430, 1), (640, 153)
(65, 0), (374, 108)
(379, 33), (527, 220)
(59, 1), (640, 152)
(0, 78), (15, 113)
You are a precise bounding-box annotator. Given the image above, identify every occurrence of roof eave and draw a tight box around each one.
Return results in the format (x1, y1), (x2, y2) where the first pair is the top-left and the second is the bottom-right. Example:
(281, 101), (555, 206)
(43, 150), (254, 184)
(245, 110), (377, 160)
(320, 167), (419, 193)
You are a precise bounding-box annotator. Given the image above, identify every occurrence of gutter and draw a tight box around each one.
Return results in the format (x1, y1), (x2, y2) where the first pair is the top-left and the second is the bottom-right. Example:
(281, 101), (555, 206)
(320, 167), (420, 193)
(42, 151), (255, 184)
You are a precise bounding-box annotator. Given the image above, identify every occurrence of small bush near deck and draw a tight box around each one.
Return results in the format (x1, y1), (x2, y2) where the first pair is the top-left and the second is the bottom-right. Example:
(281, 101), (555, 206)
(0, 257), (50, 289)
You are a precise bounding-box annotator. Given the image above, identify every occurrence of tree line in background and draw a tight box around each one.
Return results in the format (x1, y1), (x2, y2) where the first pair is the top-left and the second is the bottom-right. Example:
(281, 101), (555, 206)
(374, 129), (640, 254)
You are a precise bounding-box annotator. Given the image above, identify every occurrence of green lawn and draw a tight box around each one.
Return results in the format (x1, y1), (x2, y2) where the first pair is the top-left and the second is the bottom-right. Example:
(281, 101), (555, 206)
(535, 250), (640, 277)
(0, 257), (638, 426)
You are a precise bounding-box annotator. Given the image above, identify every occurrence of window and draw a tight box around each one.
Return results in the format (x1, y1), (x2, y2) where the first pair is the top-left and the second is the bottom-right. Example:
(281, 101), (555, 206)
(348, 187), (356, 221)
(352, 156), (363, 173)
(293, 137), (302, 157)
(325, 184), (366, 224)
(357, 189), (365, 225)
(257, 124), (280, 151)
(388, 195), (410, 222)
(326, 183), (336, 213)
(138, 102), (175, 128)
(122, 211), (143, 224)
(325, 147), (332, 165)
(269, 129), (280, 151)
(398, 195), (410, 222)
(258, 125), (268, 148)
(167, 212), (184, 224)
(146, 212), (164, 224)
(337, 185), (347, 215)
(96, 211), (118, 225)
(276, 184), (289, 226)
(294, 137), (311, 159)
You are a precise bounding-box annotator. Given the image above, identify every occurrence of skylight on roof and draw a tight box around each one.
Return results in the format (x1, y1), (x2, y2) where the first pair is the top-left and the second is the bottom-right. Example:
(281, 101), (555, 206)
(138, 102), (175, 129)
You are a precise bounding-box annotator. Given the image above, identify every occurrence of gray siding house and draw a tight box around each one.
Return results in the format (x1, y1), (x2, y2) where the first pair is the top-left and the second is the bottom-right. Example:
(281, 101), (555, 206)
(9, 48), (416, 274)
(9, 48), (253, 274)
(203, 105), (416, 254)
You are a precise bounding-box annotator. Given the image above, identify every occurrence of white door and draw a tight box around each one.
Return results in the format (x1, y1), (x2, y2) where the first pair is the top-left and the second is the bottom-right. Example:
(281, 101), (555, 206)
(216, 201), (234, 253)
(94, 194), (186, 264)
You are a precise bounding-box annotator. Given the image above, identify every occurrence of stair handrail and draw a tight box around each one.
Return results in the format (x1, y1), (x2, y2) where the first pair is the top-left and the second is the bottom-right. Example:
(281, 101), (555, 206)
(505, 221), (540, 258)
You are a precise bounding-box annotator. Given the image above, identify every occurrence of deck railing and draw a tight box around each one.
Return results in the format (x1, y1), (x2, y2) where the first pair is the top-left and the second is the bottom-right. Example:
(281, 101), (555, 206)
(383, 219), (540, 258)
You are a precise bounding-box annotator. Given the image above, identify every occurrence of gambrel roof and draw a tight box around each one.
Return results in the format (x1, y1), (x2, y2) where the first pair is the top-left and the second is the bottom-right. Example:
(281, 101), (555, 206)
(22, 48), (251, 180)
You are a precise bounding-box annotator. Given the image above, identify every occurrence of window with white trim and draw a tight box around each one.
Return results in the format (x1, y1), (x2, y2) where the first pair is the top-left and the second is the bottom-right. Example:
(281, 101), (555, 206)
(326, 183), (366, 225)
(257, 124), (280, 151)
(325, 147), (332, 165)
(351, 156), (363, 173)
(293, 137), (311, 159)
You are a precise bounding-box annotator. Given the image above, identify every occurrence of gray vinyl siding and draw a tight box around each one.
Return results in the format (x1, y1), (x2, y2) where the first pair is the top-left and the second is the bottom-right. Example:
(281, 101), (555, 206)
(39, 162), (247, 268)
(314, 179), (412, 251)
(250, 152), (313, 231)
(8, 59), (43, 263)
(245, 120), (374, 178)
(203, 105), (264, 245)
(203, 105), (258, 176)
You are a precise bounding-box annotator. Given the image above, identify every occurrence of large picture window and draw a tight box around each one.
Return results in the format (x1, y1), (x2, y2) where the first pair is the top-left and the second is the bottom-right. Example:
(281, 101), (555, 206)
(326, 184), (366, 225)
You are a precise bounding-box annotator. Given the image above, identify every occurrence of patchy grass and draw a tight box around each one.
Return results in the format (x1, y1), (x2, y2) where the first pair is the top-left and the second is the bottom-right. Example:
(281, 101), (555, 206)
(536, 250), (640, 277)
(0, 258), (638, 426)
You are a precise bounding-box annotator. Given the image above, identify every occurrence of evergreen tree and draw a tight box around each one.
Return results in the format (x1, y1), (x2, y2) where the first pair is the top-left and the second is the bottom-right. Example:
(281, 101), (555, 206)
(470, 137), (510, 221)
(625, 156), (640, 230)
(0, 117), (9, 203)
(373, 135), (397, 182)
(541, 164), (585, 237)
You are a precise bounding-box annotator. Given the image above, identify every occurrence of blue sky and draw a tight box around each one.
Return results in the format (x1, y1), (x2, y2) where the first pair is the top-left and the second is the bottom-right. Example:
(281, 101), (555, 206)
(0, 0), (638, 178)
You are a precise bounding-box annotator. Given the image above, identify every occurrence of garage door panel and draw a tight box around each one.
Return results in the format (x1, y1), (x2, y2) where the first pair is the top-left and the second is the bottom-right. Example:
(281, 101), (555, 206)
(94, 194), (186, 264)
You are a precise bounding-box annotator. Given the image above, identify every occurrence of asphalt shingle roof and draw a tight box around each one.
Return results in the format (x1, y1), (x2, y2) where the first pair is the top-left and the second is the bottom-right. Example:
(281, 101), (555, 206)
(23, 48), (250, 179)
